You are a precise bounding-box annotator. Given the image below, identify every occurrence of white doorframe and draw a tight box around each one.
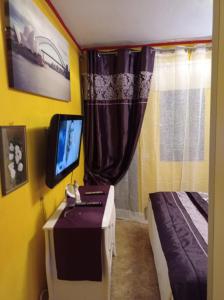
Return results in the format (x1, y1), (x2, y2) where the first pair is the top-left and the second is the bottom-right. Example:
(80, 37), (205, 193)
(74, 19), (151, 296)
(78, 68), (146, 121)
(208, 0), (224, 299)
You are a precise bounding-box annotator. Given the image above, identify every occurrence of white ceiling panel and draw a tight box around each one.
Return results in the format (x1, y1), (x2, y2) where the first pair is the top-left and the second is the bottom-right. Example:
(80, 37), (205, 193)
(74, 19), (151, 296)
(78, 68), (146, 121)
(49, 0), (212, 48)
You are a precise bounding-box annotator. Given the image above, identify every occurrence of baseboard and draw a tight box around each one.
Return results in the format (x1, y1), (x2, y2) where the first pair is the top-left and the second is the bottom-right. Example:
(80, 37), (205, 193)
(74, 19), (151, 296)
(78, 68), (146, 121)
(116, 208), (147, 224)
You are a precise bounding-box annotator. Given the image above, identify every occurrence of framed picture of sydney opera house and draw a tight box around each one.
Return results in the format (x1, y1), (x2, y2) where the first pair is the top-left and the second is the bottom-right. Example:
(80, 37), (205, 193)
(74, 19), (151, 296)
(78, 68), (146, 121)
(5, 0), (71, 101)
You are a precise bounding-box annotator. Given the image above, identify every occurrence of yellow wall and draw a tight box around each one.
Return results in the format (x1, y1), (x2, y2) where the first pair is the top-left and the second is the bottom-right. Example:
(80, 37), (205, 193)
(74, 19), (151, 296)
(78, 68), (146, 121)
(0, 1), (83, 299)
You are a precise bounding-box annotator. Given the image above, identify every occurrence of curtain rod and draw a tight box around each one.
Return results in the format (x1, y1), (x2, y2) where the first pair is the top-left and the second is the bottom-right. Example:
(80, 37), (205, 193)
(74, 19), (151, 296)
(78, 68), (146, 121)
(92, 44), (212, 55)
(82, 39), (212, 52)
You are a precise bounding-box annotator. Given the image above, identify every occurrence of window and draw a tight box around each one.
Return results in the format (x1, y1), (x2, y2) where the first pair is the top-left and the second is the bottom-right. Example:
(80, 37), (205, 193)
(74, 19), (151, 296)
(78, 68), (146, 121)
(160, 89), (205, 161)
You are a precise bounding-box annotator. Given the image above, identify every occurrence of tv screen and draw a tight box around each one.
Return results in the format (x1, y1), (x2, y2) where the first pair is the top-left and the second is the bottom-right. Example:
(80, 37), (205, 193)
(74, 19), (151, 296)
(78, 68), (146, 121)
(46, 114), (83, 188)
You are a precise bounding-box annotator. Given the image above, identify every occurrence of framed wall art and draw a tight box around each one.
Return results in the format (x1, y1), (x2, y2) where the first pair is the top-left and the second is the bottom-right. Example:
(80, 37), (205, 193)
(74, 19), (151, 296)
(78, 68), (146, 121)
(5, 0), (70, 101)
(0, 126), (28, 196)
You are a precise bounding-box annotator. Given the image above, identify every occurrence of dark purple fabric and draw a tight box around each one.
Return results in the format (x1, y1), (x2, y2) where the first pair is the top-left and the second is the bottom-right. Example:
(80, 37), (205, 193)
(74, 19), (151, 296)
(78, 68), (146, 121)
(186, 192), (208, 221)
(82, 47), (155, 185)
(53, 185), (110, 281)
(150, 192), (207, 300)
(172, 192), (207, 253)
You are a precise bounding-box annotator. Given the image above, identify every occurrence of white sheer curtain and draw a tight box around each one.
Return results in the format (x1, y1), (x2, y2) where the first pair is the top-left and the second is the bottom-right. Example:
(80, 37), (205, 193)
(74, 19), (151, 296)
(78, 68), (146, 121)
(115, 149), (142, 221)
(115, 46), (211, 219)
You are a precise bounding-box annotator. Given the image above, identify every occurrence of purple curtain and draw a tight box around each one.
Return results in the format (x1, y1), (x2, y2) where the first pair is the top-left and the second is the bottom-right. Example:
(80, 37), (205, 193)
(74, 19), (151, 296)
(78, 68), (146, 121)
(81, 47), (155, 185)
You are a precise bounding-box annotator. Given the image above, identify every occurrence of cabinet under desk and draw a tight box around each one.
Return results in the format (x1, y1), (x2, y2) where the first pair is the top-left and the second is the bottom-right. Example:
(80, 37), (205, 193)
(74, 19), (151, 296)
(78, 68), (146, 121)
(43, 185), (116, 300)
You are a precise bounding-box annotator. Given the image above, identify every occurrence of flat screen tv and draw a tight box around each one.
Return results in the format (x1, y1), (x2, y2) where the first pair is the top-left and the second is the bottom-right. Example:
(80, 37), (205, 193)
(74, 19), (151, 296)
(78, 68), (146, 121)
(46, 114), (83, 188)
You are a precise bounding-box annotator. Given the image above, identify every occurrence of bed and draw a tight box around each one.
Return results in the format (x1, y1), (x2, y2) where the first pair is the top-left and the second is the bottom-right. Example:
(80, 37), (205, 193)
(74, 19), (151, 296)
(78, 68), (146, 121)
(148, 192), (208, 300)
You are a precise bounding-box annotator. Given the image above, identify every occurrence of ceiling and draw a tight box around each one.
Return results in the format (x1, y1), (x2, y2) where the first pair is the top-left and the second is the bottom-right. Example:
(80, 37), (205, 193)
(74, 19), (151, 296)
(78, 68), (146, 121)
(49, 0), (213, 49)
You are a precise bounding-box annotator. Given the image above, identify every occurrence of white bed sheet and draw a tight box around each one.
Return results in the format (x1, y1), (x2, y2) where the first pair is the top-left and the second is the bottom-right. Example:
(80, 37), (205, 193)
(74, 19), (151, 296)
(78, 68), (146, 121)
(148, 200), (174, 300)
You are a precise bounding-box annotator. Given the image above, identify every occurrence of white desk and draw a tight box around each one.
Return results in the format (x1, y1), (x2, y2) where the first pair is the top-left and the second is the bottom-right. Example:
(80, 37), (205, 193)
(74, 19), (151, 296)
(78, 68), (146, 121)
(43, 186), (116, 300)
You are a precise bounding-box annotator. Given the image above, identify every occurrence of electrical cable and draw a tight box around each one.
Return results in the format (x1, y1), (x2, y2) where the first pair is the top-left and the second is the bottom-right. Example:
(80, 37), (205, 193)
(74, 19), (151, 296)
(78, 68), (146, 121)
(39, 288), (48, 300)
(71, 170), (74, 184)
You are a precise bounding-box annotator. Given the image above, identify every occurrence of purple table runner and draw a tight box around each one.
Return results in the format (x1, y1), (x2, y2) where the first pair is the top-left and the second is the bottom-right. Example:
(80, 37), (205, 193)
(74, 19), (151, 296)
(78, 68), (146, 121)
(53, 185), (110, 281)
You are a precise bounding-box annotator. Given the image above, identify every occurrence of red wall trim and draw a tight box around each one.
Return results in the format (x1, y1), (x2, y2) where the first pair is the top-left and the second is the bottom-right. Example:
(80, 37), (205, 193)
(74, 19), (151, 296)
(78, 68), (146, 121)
(82, 39), (212, 51)
(45, 0), (82, 52)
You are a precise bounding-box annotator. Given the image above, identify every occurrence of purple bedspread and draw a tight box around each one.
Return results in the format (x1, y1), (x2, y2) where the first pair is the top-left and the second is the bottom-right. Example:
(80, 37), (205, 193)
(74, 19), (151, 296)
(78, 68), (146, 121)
(150, 192), (208, 300)
(54, 185), (110, 281)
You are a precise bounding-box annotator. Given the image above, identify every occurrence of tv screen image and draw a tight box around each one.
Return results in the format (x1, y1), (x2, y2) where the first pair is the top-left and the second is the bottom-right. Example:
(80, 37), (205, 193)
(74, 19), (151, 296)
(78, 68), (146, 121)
(56, 119), (82, 176)
(46, 114), (83, 188)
